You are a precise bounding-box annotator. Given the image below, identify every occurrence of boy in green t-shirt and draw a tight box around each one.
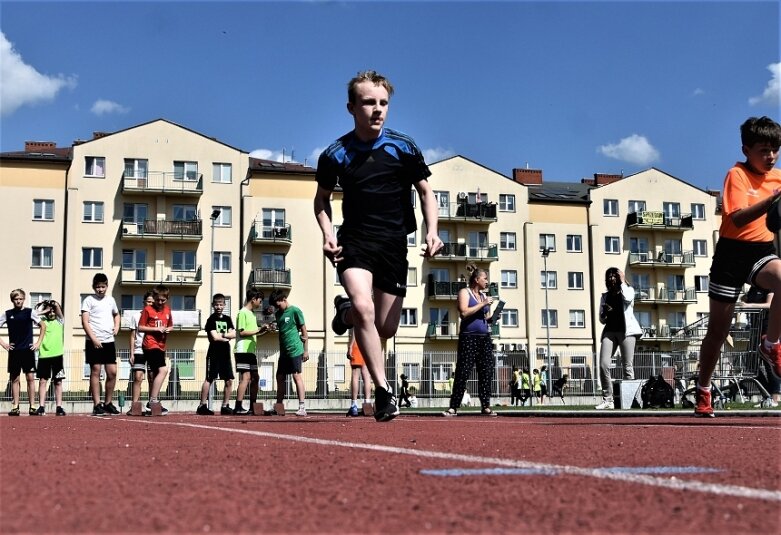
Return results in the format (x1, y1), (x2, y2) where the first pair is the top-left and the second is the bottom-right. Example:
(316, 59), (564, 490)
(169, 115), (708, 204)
(35, 300), (66, 416)
(233, 288), (270, 415)
(269, 290), (309, 416)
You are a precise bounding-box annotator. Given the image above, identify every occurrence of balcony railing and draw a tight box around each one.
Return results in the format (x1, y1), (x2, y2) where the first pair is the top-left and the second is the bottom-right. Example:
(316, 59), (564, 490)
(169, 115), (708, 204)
(628, 250), (695, 267)
(426, 322), (459, 340)
(122, 219), (202, 240)
(427, 279), (467, 299)
(120, 309), (202, 331)
(119, 265), (203, 286)
(250, 222), (292, 245)
(431, 242), (498, 262)
(635, 286), (698, 304)
(641, 324), (688, 340)
(121, 171), (203, 196)
(625, 211), (693, 230)
(249, 268), (291, 288)
(438, 201), (497, 222)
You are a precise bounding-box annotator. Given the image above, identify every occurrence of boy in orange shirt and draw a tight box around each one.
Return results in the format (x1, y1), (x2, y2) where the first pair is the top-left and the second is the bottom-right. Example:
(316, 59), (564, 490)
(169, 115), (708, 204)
(346, 329), (371, 416)
(138, 285), (173, 415)
(695, 116), (781, 417)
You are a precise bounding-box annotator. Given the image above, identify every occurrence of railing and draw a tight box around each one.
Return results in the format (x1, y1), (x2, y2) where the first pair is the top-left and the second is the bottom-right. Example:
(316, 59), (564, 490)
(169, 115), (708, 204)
(122, 219), (202, 239)
(625, 211), (694, 230)
(121, 171), (203, 195)
(427, 279), (467, 298)
(120, 309), (202, 330)
(628, 251), (695, 267)
(250, 268), (292, 287)
(250, 222), (293, 244)
(438, 201), (498, 221)
(432, 242), (498, 261)
(636, 286), (698, 303)
(119, 265), (203, 285)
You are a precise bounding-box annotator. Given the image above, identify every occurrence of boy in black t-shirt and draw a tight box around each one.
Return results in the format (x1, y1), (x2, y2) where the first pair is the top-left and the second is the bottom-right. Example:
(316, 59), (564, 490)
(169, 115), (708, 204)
(197, 294), (236, 415)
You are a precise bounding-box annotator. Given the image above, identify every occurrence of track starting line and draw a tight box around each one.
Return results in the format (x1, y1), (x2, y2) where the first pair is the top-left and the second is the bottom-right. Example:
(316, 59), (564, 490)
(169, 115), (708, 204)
(421, 466), (723, 477)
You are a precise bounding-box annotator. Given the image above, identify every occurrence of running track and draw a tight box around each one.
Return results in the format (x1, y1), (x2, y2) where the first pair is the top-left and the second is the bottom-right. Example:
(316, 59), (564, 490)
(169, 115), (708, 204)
(1, 413), (779, 533)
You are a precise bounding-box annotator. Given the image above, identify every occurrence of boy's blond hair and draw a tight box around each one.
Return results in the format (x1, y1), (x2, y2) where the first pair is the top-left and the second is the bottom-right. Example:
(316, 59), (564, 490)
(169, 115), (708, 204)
(347, 70), (394, 103)
(10, 288), (25, 301)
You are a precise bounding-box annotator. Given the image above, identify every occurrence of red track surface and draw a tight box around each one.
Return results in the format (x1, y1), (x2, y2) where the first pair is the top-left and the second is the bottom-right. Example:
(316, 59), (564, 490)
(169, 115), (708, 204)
(1, 413), (779, 534)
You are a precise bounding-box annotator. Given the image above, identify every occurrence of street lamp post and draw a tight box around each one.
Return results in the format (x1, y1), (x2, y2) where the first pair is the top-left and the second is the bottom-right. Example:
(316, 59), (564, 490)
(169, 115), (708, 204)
(208, 209), (221, 409)
(542, 247), (552, 394)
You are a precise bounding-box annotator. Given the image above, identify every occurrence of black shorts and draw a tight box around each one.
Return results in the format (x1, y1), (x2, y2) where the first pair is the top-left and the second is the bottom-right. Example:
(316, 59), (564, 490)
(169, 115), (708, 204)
(8, 349), (36, 377)
(85, 341), (117, 366)
(278, 355), (303, 375)
(143, 348), (167, 373)
(337, 232), (408, 297)
(235, 352), (258, 373)
(709, 238), (777, 303)
(130, 352), (147, 373)
(36, 356), (65, 381)
(206, 353), (235, 381)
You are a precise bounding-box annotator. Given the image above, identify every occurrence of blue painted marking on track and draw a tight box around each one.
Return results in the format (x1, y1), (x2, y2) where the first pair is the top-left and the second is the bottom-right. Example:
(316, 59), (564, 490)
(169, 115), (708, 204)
(420, 466), (724, 477)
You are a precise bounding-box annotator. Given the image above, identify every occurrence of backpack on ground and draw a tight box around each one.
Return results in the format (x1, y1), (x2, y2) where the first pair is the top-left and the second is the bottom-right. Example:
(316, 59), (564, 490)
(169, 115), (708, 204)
(641, 375), (674, 409)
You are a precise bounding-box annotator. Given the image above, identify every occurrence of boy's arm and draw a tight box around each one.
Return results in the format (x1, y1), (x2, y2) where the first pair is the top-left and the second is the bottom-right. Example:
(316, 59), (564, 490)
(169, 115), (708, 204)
(0, 312), (8, 350)
(299, 324), (309, 361)
(314, 185), (342, 265)
(33, 319), (46, 351)
(414, 180), (444, 258)
(81, 310), (101, 348)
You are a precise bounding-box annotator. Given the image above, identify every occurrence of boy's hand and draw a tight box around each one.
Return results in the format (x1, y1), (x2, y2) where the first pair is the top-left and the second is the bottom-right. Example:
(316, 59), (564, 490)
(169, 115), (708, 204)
(421, 234), (444, 257)
(303, 350), (309, 362)
(323, 236), (343, 266)
(1, 341), (11, 351)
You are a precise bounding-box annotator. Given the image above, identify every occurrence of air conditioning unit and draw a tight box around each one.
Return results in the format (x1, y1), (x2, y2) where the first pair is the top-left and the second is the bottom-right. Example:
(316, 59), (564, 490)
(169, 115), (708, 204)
(122, 223), (138, 235)
(457, 191), (468, 200)
(536, 347), (547, 356)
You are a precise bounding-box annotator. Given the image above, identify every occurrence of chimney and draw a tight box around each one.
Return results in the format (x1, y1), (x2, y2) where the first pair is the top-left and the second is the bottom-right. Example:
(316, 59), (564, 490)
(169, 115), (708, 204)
(513, 168), (543, 185)
(92, 131), (110, 140)
(593, 173), (623, 185)
(25, 141), (56, 152)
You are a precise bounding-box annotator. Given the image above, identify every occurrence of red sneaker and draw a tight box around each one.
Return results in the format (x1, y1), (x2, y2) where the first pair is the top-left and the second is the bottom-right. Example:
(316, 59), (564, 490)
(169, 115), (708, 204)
(694, 387), (714, 418)
(758, 336), (781, 380)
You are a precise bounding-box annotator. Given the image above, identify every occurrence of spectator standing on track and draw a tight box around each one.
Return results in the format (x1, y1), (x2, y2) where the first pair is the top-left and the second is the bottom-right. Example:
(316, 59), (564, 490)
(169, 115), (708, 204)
(233, 288), (269, 415)
(346, 329), (372, 416)
(314, 70), (444, 422)
(695, 116), (781, 417)
(81, 274), (121, 416)
(539, 365), (549, 405)
(595, 267), (643, 410)
(532, 369), (542, 404)
(128, 291), (153, 415)
(398, 373), (412, 408)
(443, 264), (498, 417)
(553, 374), (569, 404)
(138, 285), (173, 415)
(510, 366), (521, 406)
(197, 293), (236, 416)
(740, 286), (781, 407)
(34, 299), (65, 416)
(520, 368), (532, 406)
(268, 290), (309, 416)
(0, 289), (43, 416)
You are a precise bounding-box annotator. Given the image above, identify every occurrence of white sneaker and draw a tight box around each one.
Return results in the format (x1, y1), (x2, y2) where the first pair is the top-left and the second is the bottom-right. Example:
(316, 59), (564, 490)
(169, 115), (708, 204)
(595, 399), (615, 410)
(295, 408), (307, 416)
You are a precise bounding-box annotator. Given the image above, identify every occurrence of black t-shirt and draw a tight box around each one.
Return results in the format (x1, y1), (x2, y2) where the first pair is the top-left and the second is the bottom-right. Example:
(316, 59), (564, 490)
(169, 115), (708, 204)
(204, 313), (234, 359)
(604, 292), (626, 332)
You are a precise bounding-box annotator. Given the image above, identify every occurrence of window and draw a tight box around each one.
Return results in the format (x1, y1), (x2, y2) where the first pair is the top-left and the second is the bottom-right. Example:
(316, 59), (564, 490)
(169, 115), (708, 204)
(571, 355), (587, 367)
(500, 232), (516, 250)
(668, 311), (686, 331)
(629, 237), (649, 256)
(169, 349), (195, 380)
(211, 206), (232, 227)
(498, 194), (515, 212)
(434, 191), (450, 217)
(605, 236), (620, 254)
(30, 293), (52, 308)
(603, 199), (618, 216)
(32, 247), (53, 268)
(172, 204), (197, 221)
(569, 310), (585, 328)
(566, 234), (582, 252)
(693, 239), (708, 257)
(542, 309), (558, 328)
(467, 231), (488, 256)
(213, 252), (231, 272)
(664, 239), (683, 257)
(83, 201), (104, 223)
(170, 295), (196, 311)
(635, 311), (652, 329)
(635, 274), (651, 296)
(501, 309), (519, 327)
(539, 234), (556, 252)
(691, 203), (706, 220)
(85, 156), (105, 177)
(407, 267), (417, 287)
(212, 163), (232, 183)
(541, 271), (557, 289)
(568, 272), (584, 290)
(402, 363), (421, 381)
(501, 270), (517, 289)
(438, 229), (450, 245)
(222, 296), (233, 317)
(172, 250), (196, 271)
(695, 275), (709, 292)
(429, 268), (449, 282)
(82, 247), (103, 268)
(124, 158), (148, 179)
(123, 203), (148, 224)
(663, 202), (681, 218)
(431, 363), (452, 381)
(33, 199), (54, 221)
(628, 200), (646, 214)
(400, 308), (417, 326)
(121, 294), (147, 311)
(407, 231), (416, 247)
(173, 161), (198, 181)
(429, 308), (450, 333)
(262, 253), (285, 271)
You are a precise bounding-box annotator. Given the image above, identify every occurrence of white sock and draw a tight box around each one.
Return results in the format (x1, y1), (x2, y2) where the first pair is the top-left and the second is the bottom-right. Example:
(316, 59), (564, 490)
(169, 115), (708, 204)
(697, 384), (710, 392)
(299, 401), (305, 409)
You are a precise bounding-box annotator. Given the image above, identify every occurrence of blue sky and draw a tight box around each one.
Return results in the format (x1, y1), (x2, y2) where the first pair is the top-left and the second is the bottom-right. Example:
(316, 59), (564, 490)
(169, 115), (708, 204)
(1, 1), (779, 191)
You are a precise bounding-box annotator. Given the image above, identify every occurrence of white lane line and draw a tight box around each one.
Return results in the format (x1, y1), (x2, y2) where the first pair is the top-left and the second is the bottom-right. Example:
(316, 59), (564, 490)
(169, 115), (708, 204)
(120, 418), (781, 502)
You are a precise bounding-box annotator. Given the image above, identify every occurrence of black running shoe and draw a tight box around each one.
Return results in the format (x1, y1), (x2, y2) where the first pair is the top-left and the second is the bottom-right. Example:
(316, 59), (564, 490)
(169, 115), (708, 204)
(146, 401), (169, 416)
(196, 403), (214, 415)
(29, 407), (40, 416)
(55, 406), (66, 416)
(233, 405), (249, 415)
(331, 295), (352, 335)
(103, 402), (120, 415)
(92, 403), (106, 416)
(374, 387), (400, 422)
(8, 407), (20, 416)
(220, 405), (233, 415)
(36, 406), (45, 416)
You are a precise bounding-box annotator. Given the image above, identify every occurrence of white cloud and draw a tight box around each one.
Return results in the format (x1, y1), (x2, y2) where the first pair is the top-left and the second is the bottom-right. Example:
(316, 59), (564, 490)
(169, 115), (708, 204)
(749, 62), (781, 107)
(423, 147), (456, 164)
(249, 148), (303, 164)
(598, 134), (660, 166)
(91, 99), (130, 116)
(0, 31), (76, 116)
(692, 88), (705, 97)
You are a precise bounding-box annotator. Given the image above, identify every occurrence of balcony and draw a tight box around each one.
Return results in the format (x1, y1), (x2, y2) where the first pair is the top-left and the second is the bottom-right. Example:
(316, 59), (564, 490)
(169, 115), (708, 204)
(119, 265), (203, 287)
(249, 268), (291, 289)
(120, 309), (202, 331)
(430, 242), (498, 263)
(121, 171), (203, 196)
(427, 278), (467, 300)
(250, 222), (292, 246)
(625, 211), (693, 231)
(635, 286), (698, 304)
(426, 322), (459, 340)
(628, 250), (695, 268)
(438, 201), (497, 223)
(641, 324), (688, 341)
(121, 219), (202, 241)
